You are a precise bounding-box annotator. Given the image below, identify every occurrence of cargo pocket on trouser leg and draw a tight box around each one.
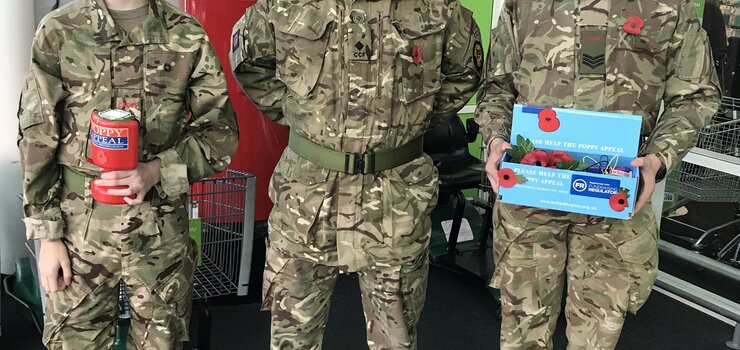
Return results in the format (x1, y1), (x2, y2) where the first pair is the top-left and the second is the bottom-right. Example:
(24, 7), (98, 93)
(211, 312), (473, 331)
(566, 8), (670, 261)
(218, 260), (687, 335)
(492, 203), (568, 349)
(399, 250), (429, 347)
(263, 247), (339, 350)
(260, 247), (294, 312)
(43, 276), (118, 350)
(358, 251), (429, 350)
(380, 156), (438, 248)
(146, 239), (196, 346)
(614, 209), (659, 314)
(564, 267), (632, 350)
(490, 203), (533, 289)
(269, 149), (333, 246)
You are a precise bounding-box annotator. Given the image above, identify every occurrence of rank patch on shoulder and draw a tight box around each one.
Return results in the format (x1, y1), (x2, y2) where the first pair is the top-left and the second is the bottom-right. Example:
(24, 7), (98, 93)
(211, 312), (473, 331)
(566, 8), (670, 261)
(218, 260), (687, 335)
(232, 30), (240, 53)
(473, 41), (484, 71)
(580, 29), (606, 75)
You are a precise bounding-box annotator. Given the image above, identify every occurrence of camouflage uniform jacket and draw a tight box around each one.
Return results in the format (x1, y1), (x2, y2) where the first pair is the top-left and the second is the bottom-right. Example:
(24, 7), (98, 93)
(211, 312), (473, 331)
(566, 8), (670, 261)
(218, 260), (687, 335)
(231, 0), (482, 271)
(477, 0), (720, 172)
(18, 0), (239, 241)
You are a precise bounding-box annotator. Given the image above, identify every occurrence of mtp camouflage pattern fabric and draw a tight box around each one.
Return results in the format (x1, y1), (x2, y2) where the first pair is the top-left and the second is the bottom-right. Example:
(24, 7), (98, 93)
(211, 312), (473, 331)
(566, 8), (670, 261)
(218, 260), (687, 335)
(476, 0), (720, 349)
(44, 183), (195, 350)
(17, 0), (238, 348)
(231, 0), (482, 348)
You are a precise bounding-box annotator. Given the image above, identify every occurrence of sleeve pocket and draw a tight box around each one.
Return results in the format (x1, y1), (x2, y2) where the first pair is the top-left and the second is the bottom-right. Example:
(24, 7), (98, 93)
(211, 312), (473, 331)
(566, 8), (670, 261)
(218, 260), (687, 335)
(677, 30), (713, 81)
(18, 73), (45, 130)
(269, 4), (334, 98)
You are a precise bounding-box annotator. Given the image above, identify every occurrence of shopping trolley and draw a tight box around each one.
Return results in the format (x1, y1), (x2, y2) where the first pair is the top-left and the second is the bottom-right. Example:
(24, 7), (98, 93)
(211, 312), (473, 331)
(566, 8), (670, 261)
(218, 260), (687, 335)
(664, 96), (740, 265)
(115, 170), (256, 350)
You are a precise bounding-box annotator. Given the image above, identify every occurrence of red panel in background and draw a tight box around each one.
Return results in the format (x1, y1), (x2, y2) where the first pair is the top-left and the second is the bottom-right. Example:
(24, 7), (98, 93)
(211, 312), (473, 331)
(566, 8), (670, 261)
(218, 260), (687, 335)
(182, 0), (288, 221)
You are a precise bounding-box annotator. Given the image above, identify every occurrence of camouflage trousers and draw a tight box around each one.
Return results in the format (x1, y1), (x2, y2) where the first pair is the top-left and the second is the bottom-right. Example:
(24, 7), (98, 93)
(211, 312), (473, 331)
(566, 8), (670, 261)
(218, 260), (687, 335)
(491, 202), (659, 350)
(262, 230), (430, 350)
(43, 183), (195, 350)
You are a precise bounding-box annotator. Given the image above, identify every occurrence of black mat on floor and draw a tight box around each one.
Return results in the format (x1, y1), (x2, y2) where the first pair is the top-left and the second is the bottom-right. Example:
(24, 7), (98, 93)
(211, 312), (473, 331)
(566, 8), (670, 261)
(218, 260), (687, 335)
(2, 266), (735, 350)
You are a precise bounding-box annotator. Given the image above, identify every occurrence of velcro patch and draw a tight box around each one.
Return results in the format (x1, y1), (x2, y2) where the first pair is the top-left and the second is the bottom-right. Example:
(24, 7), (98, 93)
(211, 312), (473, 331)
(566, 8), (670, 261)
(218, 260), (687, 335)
(232, 29), (240, 53)
(473, 41), (484, 72)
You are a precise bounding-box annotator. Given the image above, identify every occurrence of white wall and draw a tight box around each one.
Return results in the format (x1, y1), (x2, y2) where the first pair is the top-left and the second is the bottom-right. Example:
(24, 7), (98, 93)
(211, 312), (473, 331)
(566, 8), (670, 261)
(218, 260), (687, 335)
(492, 0), (504, 28)
(35, 0), (76, 25)
(0, 1), (35, 275)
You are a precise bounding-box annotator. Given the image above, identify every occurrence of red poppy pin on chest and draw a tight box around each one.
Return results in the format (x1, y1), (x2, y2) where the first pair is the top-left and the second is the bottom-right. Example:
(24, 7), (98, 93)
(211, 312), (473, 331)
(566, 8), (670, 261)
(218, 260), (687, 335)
(622, 15), (644, 35)
(412, 44), (422, 65)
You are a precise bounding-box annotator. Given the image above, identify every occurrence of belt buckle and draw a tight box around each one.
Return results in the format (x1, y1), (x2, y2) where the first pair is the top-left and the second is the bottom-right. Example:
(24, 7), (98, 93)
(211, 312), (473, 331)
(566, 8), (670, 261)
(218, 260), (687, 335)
(344, 152), (375, 174)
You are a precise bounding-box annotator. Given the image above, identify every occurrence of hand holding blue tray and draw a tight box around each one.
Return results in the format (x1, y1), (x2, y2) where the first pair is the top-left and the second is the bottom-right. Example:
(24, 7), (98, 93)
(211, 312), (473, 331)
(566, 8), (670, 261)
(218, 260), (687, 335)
(498, 104), (643, 219)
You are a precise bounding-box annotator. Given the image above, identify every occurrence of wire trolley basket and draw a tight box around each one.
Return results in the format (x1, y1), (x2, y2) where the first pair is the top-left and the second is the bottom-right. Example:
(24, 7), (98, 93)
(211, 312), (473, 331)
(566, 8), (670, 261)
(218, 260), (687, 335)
(666, 96), (740, 203)
(188, 170), (257, 300)
(116, 169), (256, 309)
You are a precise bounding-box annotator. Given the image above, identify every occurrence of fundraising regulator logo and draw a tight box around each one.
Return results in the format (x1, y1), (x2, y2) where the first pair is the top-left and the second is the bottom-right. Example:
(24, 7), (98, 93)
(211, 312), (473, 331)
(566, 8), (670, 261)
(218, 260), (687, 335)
(570, 175), (619, 199)
(572, 179), (588, 192)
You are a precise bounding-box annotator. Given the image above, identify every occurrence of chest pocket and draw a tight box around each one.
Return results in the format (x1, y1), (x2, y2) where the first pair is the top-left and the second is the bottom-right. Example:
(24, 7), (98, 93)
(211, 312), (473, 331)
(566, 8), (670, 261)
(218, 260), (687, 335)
(145, 51), (194, 97)
(616, 27), (670, 62)
(59, 44), (110, 121)
(59, 44), (109, 92)
(613, 11), (676, 85)
(269, 4), (334, 98)
(391, 7), (448, 104)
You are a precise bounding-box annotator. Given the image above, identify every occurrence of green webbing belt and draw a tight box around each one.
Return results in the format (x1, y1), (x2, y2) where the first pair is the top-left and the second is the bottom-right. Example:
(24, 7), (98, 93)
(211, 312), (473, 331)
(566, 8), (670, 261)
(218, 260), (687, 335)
(288, 130), (424, 174)
(62, 166), (87, 194)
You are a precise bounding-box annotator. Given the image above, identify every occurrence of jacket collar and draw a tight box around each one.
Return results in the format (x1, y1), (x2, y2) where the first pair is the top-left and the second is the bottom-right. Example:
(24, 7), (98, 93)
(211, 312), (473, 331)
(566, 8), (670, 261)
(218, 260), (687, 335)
(91, 0), (169, 45)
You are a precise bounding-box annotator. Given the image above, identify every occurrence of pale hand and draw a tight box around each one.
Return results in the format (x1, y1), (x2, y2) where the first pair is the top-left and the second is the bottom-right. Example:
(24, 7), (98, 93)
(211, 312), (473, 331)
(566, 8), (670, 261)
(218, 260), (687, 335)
(485, 138), (512, 194)
(95, 160), (162, 205)
(630, 154), (663, 215)
(38, 240), (71, 293)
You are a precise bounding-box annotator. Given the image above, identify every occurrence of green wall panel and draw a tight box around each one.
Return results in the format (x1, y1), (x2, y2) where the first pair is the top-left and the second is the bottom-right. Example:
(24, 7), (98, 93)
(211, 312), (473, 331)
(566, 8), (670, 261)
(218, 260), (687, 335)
(459, 0), (494, 166)
(460, 0), (494, 105)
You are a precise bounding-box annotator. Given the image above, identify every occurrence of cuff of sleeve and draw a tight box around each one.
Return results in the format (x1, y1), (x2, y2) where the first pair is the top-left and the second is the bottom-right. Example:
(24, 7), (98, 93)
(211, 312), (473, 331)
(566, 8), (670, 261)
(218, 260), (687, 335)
(644, 144), (677, 173)
(654, 151), (675, 173)
(485, 134), (511, 149)
(480, 122), (511, 149)
(155, 149), (190, 198)
(24, 216), (65, 241)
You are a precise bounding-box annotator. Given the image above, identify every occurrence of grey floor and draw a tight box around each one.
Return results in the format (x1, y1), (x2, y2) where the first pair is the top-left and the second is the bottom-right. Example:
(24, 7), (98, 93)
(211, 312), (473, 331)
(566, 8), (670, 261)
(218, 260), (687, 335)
(2, 201), (738, 350)
(2, 264), (736, 350)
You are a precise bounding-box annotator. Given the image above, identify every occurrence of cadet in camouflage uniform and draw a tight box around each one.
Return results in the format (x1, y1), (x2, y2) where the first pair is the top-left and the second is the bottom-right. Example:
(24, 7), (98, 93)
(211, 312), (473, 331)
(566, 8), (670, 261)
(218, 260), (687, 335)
(17, 0), (238, 349)
(476, 0), (720, 349)
(231, 0), (482, 348)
